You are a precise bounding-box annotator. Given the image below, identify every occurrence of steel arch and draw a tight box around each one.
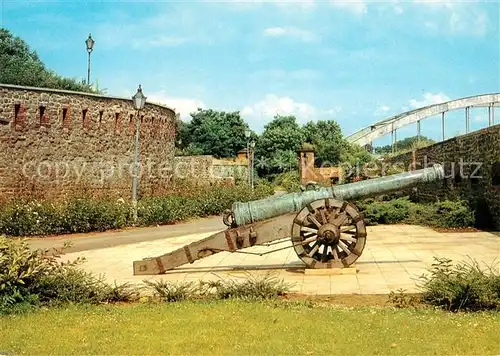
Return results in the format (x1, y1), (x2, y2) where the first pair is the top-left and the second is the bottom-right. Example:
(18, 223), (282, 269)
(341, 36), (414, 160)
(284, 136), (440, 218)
(346, 93), (500, 147)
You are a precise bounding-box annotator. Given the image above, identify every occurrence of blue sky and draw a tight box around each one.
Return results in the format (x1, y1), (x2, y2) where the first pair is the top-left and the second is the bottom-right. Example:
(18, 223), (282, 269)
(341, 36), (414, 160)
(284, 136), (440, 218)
(1, 0), (499, 146)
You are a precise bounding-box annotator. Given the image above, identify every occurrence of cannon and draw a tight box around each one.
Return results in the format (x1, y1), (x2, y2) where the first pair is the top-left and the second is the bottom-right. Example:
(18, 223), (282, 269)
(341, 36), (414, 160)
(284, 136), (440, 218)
(133, 164), (445, 275)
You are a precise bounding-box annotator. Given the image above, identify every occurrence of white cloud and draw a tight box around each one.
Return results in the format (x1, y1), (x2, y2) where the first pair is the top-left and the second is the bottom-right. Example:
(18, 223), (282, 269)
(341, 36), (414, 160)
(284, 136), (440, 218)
(413, 0), (454, 9)
(409, 92), (451, 109)
(147, 91), (206, 120)
(132, 36), (189, 49)
(331, 0), (367, 15)
(374, 105), (391, 116)
(414, 0), (489, 36)
(263, 27), (316, 42)
(241, 94), (340, 131)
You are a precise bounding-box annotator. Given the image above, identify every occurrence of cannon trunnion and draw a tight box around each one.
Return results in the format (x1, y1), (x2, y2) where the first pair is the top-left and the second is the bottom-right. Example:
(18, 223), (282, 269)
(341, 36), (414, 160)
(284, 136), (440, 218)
(133, 164), (445, 275)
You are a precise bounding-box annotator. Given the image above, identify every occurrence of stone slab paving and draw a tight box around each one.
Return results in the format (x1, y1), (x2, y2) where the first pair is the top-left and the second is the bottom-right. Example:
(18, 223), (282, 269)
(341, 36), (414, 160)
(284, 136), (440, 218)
(59, 225), (499, 295)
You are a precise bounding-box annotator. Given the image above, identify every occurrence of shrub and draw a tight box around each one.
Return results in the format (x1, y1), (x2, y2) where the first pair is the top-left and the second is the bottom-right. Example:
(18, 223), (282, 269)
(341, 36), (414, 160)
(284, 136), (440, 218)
(0, 183), (274, 237)
(142, 272), (292, 302)
(273, 171), (301, 193)
(143, 280), (197, 302)
(356, 198), (475, 229)
(432, 200), (475, 228)
(417, 257), (500, 311)
(203, 272), (292, 300)
(0, 237), (139, 314)
(360, 197), (412, 225)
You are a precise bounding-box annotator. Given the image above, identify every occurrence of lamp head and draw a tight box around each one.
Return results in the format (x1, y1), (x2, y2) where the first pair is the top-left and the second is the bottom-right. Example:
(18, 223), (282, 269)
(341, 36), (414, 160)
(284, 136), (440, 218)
(132, 85), (147, 110)
(85, 33), (95, 53)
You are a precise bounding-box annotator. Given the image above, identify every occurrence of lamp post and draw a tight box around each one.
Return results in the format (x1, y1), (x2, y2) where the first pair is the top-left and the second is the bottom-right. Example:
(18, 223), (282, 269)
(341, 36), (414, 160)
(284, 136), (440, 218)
(249, 140), (255, 190)
(85, 33), (95, 86)
(131, 85), (147, 223)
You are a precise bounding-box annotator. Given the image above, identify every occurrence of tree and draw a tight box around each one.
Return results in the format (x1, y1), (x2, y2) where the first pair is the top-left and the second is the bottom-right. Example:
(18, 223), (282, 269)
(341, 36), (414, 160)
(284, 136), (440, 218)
(254, 115), (305, 176)
(0, 28), (99, 93)
(374, 135), (436, 154)
(302, 120), (345, 166)
(178, 109), (250, 158)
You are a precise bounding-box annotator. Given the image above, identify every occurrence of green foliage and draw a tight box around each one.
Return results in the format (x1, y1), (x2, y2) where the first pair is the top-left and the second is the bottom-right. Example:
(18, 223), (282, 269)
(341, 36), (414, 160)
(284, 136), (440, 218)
(143, 272), (292, 302)
(177, 109), (250, 158)
(418, 257), (500, 311)
(143, 280), (197, 302)
(254, 115), (306, 176)
(203, 272), (292, 300)
(374, 135), (436, 155)
(341, 142), (374, 167)
(387, 288), (421, 308)
(0, 199), (130, 236)
(0, 28), (100, 93)
(0, 237), (138, 314)
(358, 197), (412, 224)
(303, 120), (345, 165)
(0, 183), (274, 237)
(272, 171), (302, 193)
(356, 198), (475, 228)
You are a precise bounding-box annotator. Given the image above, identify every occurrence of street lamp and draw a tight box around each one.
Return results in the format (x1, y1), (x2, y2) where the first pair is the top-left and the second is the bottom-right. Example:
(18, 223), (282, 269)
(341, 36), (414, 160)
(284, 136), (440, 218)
(85, 33), (95, 85)
(244, 129), (251, 187)
(131, 85), (147, 223)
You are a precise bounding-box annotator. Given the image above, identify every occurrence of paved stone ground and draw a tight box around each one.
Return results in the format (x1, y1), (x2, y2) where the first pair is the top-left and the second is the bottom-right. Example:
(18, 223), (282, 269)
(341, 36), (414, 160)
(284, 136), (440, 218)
(59, 225), (499, 295)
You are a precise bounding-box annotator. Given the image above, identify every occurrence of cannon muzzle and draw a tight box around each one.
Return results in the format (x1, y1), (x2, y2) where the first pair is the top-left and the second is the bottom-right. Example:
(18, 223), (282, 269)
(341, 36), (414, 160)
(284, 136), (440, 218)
(230, 164), (445, 226)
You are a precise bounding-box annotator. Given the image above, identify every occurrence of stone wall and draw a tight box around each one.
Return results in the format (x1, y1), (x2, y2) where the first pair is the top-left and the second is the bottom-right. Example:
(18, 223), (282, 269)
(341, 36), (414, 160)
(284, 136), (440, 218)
(386, 124), (500, 229)
(173, 155), (248, 185)
(0, 84), (177, 201)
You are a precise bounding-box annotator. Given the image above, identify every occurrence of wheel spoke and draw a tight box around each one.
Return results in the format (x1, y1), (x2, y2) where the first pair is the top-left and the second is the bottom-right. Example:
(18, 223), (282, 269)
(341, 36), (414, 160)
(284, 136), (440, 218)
(307, 243), (320, 257)
(338, 240), (351, 255)
(340, 225), (356, 233)
(299, 235), (318, 245)
(342, 230), (357, 236)
(332, 248), (340, 262)
(319, 209), (328, 224)
(332, 213), (349, 227)
(307, 214), (322, 229)
(301, 226), (318, 234)
(340, 234), (357, 243)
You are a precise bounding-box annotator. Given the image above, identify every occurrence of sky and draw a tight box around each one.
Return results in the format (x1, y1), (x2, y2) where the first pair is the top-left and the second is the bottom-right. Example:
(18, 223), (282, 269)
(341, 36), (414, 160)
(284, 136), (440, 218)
(1, 0), (499, 146)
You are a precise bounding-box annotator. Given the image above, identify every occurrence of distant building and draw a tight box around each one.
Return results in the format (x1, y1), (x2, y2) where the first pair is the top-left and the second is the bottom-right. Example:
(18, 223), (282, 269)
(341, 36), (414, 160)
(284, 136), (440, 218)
(298, 144), (343, 186)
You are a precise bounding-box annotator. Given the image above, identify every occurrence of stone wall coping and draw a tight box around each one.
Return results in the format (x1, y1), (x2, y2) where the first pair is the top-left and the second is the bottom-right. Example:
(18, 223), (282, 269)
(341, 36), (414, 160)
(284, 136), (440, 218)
(0, 83), (176, 115)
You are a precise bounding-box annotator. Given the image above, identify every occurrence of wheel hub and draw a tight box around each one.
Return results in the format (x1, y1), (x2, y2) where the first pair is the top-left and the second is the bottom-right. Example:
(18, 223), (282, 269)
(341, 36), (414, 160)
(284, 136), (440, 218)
(317, 223), (340, 245)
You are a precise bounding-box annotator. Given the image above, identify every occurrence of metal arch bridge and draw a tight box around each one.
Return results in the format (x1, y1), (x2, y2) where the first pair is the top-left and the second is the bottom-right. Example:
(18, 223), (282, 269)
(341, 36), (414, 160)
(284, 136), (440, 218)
(346, 93), (500, 148)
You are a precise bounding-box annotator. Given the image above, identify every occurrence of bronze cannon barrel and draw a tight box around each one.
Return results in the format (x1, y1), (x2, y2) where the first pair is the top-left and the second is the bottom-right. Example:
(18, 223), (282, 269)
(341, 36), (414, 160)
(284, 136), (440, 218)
(231, 164), (445, 226)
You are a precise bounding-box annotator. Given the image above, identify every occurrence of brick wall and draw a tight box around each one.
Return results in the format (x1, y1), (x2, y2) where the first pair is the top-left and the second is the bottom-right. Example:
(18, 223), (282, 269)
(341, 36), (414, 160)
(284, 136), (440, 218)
(386, 124), (500, 229)
(0, 84), (176, 201)
(173, 155), (248, 184)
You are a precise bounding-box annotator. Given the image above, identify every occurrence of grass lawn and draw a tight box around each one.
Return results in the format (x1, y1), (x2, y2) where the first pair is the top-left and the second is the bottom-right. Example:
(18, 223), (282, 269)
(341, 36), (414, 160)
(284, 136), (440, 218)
(1, 300), (499, 355)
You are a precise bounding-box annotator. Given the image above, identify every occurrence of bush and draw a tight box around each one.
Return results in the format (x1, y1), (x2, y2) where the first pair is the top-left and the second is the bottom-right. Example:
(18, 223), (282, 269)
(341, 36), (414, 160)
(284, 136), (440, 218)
(356, 198), (475, 229)
(0, 183), (274, 237)
(272, 171), (301, 193)
(418, 257), (500, 311)
(360, 198), (412, 225)
(0, 237), (139, 314)
(143, 272), (292, 302)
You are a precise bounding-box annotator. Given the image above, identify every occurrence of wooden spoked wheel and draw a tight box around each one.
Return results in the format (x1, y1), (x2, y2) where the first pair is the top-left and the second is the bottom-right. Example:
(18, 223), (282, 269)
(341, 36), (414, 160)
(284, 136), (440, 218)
(291, 198), (367, 268)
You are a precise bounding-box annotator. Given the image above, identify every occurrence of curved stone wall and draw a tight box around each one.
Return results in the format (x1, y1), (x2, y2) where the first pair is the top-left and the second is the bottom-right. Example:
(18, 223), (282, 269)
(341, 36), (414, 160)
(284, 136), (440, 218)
(0, 84), (177, 200)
